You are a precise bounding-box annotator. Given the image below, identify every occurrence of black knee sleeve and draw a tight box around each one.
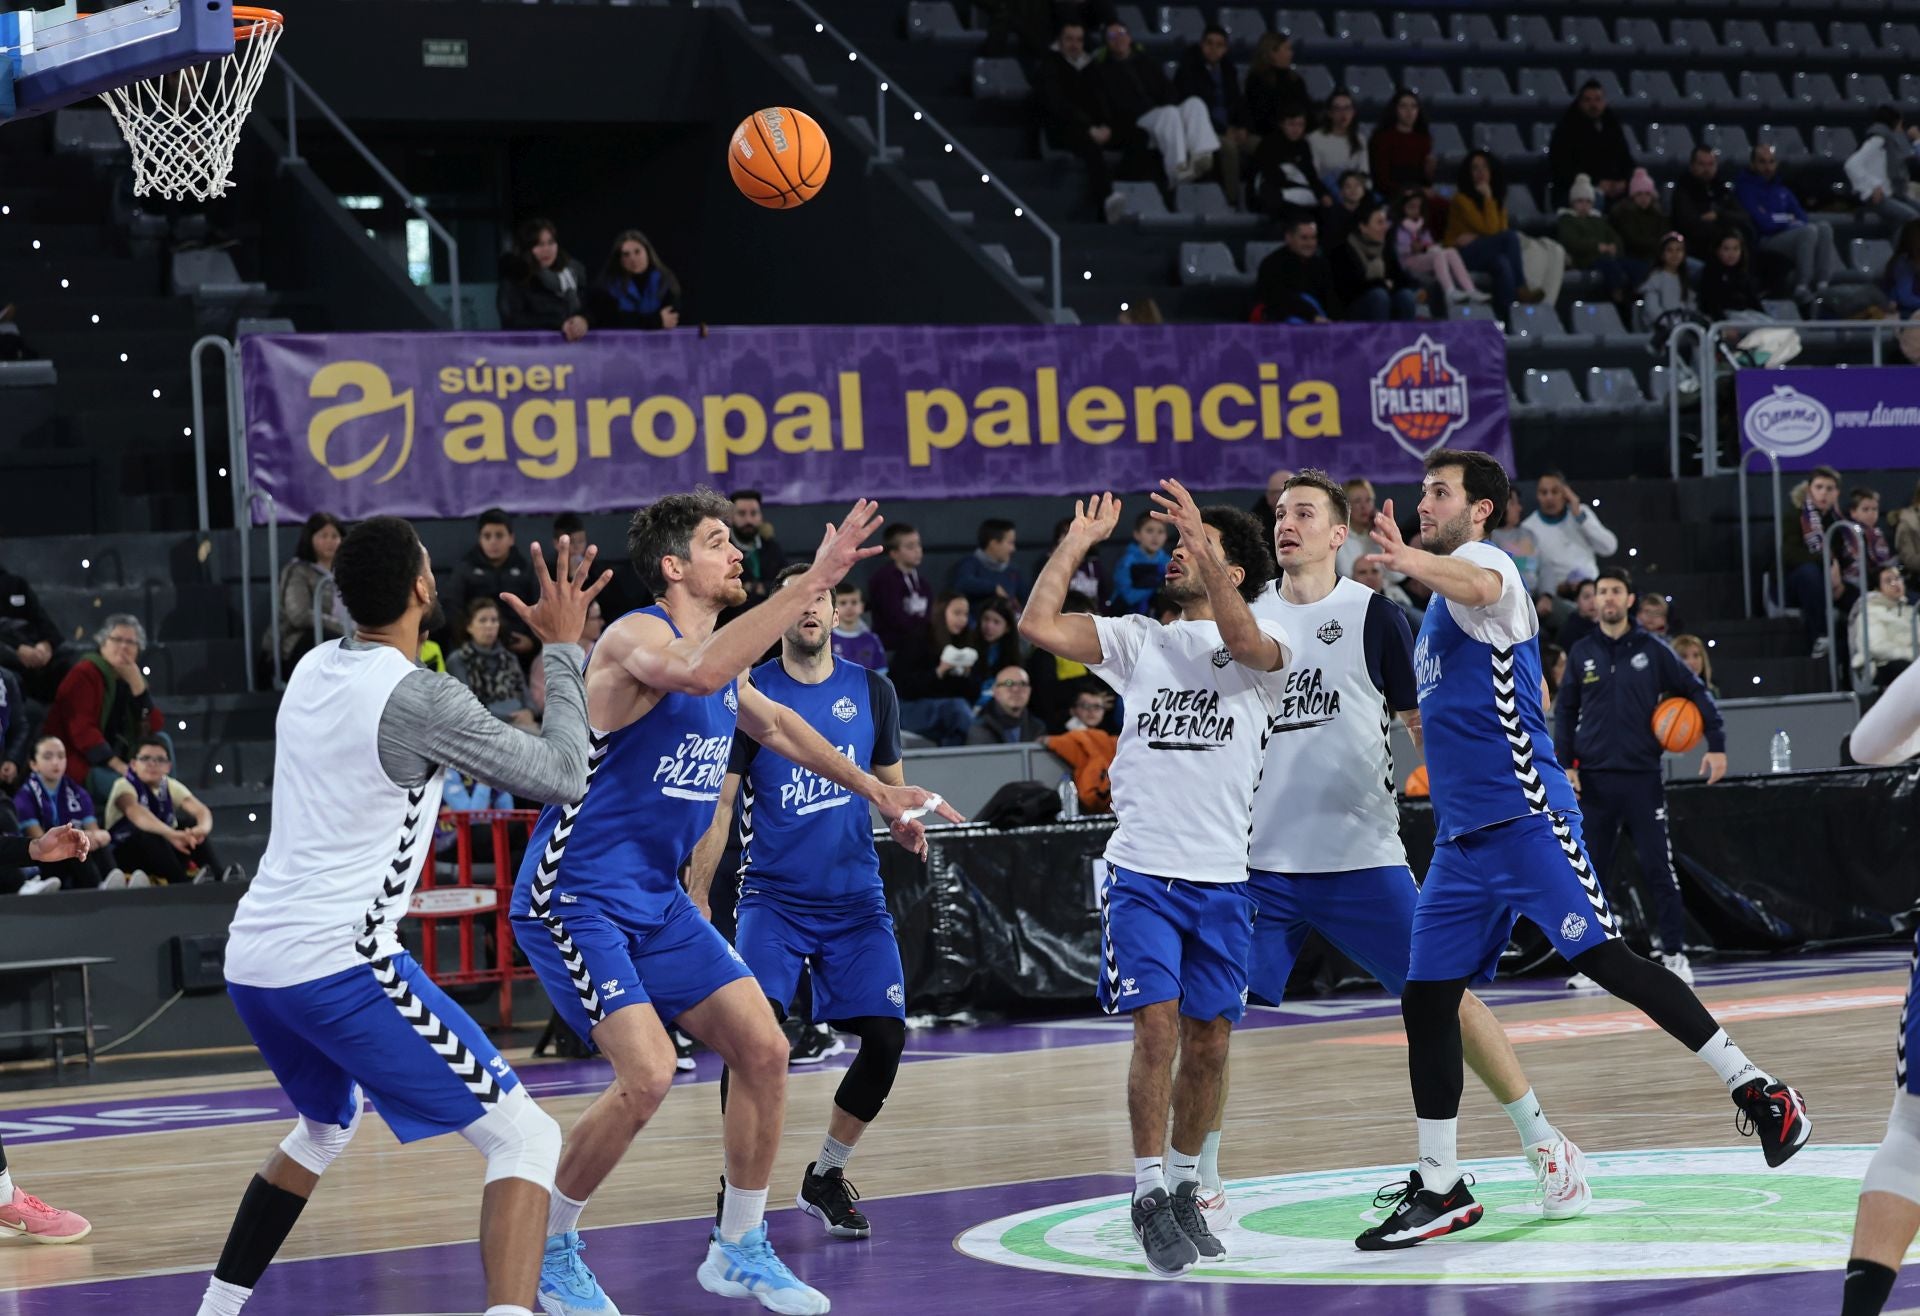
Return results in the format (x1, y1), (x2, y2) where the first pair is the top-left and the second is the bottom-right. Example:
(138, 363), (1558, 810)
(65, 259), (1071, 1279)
(1402, 978), (1469, 1121)
(1569, 939), (1718, 1050)
(831, 1016), (905, 1123)
(215, 1174), (310, 1289)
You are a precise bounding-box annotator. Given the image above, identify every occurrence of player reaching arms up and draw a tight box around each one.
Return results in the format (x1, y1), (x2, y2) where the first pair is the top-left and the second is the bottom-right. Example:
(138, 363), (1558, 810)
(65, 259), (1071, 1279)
(1354, 450), (1808, 1252)
(1020, 482), (1291, 1280)
(511, 491), (959, 1316)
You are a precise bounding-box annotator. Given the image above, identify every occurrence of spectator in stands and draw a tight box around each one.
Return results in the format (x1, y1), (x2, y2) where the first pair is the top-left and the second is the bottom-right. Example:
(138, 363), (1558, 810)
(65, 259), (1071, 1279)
(1783, 466), (1848, 659)
(1255, 215), (1337, 322)
(1330, 200), (1419, 321)
(435, 771), (515, 858)
(447, 598), (537, 731)
(1609, 169), (1671, 267)
(1333, 477), (1376, 577)
(1248, 467), (1296, 547)
(0, 559), (69, 705)
(1064, 682), (1115, 732)
(1697, 230), (1770, 324)
(1633, 593), (1669, 637)
(273, 510), (349, 673)
(1885, 220), (1920, 360)
(449, 507), (538, 659)
(1672, 634), (1718, 697)
(1556, 174), (1648, 305)
(1556, 579), (1601, 649)
(1118, 298), (1164, 324)
(725, 489), (789, 612)
(1368, 88), (1434, 199)
(12, 736), (116, 891)
(1736, 144), (1843, 296)
(970, 599), (1026, 705)
(1321, 169), (1372, 248)
(1841, 487), (1899, 593)
(585, 229), (681, 331)
(1094, 20), (1219, 190)
(1040, 515), (1109, 608)
(1029, 590), (1102, 728)
(1638, 233), (1696, 331)
(1491, 488), (1543, 595)
(1672, 147), (1756, 260)
(1240, 30), (1307, 144)
(105, 735), (229, 884)
(979, 0), (1100, 58)
(497, 218), (588, 341)
(1845, 108), (1920, 233)
(1109, 510), (1170, 614)
(1253, 106), (1329, 219)
(967, 665), (1047, 745)
(44, 615), (163, 806)
(1175, 25), (1253, 208)
(1395, 187), (1480, 308)
(950, 517), (1029, 608)
(1523, 471), (1618, 593)
(1854, 563), (1917, 689)
(1445, 150), (1539, 318)
(0, 665), (27, 789)
(527, 598), (602, 720)
(868, 522), (931, 654)
(1549, 80), (1634, 205)
(1037, 21), (1122, 216)
(830, 583), (887, 672)
(892, 591), (979, 747)
(1351, 554), (1423, 632)
(1308, 89), (1368, 191)
(1894, 479), (1920, 584)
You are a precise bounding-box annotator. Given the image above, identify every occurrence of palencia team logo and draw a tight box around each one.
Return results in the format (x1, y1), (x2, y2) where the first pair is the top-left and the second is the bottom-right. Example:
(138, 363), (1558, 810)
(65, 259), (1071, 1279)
(1317, 619), (1343, 645)
(1369, 334), (1472, 459)
(1211, 646), (1232, 669)
(831, 696), (858, 722)
(724, 686), (739, 714)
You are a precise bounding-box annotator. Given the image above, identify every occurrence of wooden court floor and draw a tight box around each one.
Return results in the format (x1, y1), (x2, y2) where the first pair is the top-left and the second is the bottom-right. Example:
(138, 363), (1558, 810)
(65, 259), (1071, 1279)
(0, 953), (1909, 1311)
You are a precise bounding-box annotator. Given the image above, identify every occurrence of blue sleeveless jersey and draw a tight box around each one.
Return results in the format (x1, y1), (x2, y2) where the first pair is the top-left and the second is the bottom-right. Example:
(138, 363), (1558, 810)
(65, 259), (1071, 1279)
(1413, 541), (1579, 844)
(512, 605), (738, 925)
(731, 658), (902, 911)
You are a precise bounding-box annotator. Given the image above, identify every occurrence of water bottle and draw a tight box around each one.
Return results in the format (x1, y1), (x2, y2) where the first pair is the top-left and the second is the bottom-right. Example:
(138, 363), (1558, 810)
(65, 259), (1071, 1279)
(1058, 775), (1080, 819)
(1770, 729), (1792, 774)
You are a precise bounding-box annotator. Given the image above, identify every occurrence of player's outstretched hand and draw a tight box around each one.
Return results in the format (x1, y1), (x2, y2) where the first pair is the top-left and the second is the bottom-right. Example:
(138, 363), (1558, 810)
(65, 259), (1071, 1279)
(1148, 479), (1208, 555)
(876, 785), (966, 860)
(1358, 497), (1415, 573)
(502, 536), (613, 649)
(27, 823), (87, 864)
(1066, 492), (1124, 546)
(808, 500), (886, 588)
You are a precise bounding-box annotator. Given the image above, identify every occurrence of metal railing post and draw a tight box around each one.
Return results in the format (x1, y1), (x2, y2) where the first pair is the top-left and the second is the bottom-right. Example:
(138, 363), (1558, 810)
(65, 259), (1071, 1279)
(263, 491), (283, 690)
(188, 335), (233, 533)
(1821, 520), (1868, 693)
(1736, 446), (1779, 621)
(1666, 320), (1707, 479)
(283, 76), (299, 164)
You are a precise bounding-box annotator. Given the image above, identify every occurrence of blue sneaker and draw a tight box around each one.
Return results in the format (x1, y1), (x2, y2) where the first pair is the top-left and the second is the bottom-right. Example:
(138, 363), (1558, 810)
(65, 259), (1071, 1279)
(539, 1231), (621, 1316)
(695, 1222), (830, 1314)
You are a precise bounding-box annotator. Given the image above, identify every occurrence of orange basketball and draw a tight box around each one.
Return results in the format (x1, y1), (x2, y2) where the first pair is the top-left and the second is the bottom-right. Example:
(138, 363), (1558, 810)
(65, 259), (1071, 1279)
(1652, 696), (1704, 753)
(1403, 764), (1430, 798)
(729, 107), (831, 209)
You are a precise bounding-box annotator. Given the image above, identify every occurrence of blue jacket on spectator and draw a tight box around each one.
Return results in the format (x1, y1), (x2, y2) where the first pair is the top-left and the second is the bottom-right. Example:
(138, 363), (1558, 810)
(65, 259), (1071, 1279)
(1109, 543), (1170, 614)
(1554, 624), (1726, 773)
(949, 552), (1029, 609)
(1732, 170), (1808, 238)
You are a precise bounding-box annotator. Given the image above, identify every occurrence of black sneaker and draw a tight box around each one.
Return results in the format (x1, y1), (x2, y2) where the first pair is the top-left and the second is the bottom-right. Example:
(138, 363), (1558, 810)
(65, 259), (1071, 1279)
(796, 1161), (871, 1239)
(788, 1023), (846, 1066)
(1130, 1187), (1200, 1277)
(1167, 1179), (1226, 1259)
(672, 1028), (696, 1073)
(1354, 1170), (1483, 1251)
(1734, 1078), (1811, 1167)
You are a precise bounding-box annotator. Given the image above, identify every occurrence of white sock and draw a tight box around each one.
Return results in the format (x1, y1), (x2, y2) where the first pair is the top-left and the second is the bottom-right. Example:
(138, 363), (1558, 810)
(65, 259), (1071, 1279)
(1166, 1147), (1200, 1189)
(1503, 1088), (1556, 1149)
(0, 1169), (14, 1198)
(1416, 1117), (1460, 1192)
(719, 1180), (769, 1243)
(1697, 1028), (1771, 1093)
(1197, 1130), (1223, 1191)
(818, 1133), (855, 1174)
(483, 1307), (534, 1316)
(1133, 1156), (1165, 1202)
(547, 1188), (586, 1238)
(196, 1278), (252, 1316)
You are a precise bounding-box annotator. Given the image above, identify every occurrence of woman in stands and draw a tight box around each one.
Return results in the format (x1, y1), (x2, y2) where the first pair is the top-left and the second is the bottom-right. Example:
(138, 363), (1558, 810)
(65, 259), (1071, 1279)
(446, 598), (536, 731)
(1884, 219), (1920, 363)
(497, 217), (589, 342)
(1240, 31), (1305, 146)
(11, 736), (118, 892)
(585, 229), (682, 331)
(969, 599), (1027, 708)
(272, 512), (349, 675)
(1367, 88), (1434, 200)
(1698, 230), (1768, 325)
(1307, 89), (1368, 191)
(891, 591), (979, 747)
(1444, 149), (1541, 319)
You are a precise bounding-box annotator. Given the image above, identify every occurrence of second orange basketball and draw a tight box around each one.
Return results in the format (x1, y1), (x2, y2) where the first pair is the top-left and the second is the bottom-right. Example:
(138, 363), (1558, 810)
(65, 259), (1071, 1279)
(729, 106), (831, 209)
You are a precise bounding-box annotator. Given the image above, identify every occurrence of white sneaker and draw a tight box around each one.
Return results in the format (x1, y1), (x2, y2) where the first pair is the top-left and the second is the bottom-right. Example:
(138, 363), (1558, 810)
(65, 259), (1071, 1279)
(1444, 286), (1474, 304)
(1188, 149), (1215, 179)
(126, 870), (152, 888)
(1657, 951), (1695, 986)
(101, 869), (128, 890)
(18, 876), (60, 896)
(1527, 1131), (1592, 1220)
(1565, 972), (1597, 990)
(1103, 191), (1129, 225)
(1195, 1184), (1233, 1231)
(1468, 287), (1493, 303)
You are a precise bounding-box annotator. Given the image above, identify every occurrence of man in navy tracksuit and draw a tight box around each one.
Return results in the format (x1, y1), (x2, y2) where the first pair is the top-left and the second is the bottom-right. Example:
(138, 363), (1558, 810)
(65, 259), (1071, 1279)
(1554, 567), (1727, 988)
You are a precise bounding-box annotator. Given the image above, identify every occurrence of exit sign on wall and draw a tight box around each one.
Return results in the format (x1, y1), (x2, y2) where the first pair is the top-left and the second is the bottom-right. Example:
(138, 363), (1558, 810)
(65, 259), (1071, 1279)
(422, 39), (468, 69)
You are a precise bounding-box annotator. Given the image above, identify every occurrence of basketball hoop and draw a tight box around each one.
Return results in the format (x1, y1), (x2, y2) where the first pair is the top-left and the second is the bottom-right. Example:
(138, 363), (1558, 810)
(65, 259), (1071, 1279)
(101, 5), (283, 202)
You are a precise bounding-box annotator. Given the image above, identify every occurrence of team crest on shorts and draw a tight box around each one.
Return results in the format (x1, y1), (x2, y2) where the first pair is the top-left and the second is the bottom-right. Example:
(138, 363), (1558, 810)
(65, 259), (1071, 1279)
(832, 696), (858, 722)
(1560, 912), (1589, 942)
(1317, 619), (1343, 645)
(1211, 646), (1232, 668)
(887, 982), (905, 1007)
(724, 686), (739, 713)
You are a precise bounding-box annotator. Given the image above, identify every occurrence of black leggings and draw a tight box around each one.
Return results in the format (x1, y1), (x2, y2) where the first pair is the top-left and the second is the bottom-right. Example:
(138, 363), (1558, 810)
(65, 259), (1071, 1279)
(112, 826), (220, 884)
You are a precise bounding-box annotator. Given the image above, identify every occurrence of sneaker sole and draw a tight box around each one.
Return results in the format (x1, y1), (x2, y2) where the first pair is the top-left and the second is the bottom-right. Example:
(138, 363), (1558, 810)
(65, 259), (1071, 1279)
(539, 1290), (621, 1316)
(675, 1057), (696, 1072)
(1355, 1202), (1484, 1251)
(695, 1257), (830, 1314)
(8, 1221), (91, 1245)
(1130, 1222), (1199, 1277)
(1765, 1111), (1812, 1168)
(1542, 1186), (1592, 1220)
(795, 1193), (871, 1239)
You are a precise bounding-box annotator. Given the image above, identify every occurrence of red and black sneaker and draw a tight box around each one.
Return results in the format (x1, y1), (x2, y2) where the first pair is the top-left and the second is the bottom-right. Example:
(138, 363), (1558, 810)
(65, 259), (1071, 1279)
(1354, 1170), (1483, 1251)
(1734, 1079), (1812, 1167)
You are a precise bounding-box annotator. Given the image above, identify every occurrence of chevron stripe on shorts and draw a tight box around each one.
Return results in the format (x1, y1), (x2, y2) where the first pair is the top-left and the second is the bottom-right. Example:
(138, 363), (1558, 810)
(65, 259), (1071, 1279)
(1899, 918), (1919, 1089)
(1097, 862), (1121, 1015)
(528, 730), (613, 1028)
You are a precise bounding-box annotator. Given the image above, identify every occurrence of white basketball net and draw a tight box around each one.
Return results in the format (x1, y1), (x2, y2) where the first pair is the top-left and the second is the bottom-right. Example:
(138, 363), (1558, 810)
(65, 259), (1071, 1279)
(101, 10), (283, 202)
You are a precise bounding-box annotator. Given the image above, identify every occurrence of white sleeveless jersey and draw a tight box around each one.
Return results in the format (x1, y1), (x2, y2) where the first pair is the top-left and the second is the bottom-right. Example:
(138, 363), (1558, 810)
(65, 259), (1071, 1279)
(1248, 577), (1417, 874)
(1088, 612), (1293, 884)
(225, 641), (446, 988)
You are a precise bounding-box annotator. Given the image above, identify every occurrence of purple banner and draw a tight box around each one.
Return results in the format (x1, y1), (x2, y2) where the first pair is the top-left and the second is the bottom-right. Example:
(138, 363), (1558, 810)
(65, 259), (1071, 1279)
(1738, 366), (1920, 471)
(242, 323), (1511, 521)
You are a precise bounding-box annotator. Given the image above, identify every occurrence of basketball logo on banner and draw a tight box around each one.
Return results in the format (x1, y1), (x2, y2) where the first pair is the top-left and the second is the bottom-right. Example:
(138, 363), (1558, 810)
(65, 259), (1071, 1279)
(1743, 384), (1834, 458)
(1368, 334), (1473, 460)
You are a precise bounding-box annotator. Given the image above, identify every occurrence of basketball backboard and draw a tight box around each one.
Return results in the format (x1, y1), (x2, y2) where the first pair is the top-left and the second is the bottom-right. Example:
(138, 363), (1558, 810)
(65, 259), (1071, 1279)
(0, 0), (234, 123)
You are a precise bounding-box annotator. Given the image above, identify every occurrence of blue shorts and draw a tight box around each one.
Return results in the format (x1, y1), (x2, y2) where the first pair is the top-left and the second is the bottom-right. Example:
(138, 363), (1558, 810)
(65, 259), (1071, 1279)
(514, 886), (755, 1043)
(735, 895), (907, 1023)
(229, 951), (521, 1143)
(1410, 811), (1618, 984)
(1098, 864), (1254, 1024)
(1246, 865), (1420, 1004)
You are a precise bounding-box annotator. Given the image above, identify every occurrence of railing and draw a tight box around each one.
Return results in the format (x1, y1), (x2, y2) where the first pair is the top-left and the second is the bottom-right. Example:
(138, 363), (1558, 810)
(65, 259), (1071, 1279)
(1819, 519), (1869, 694)
(270, 58), (462, 329)
(238, 487), (284, 693)
(773, 0), (1064, 320)
(1735, 445), (1784, 621)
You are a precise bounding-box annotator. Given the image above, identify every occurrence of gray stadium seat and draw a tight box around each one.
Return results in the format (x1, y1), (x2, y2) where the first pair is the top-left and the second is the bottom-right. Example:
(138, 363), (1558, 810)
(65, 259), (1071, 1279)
(1472, 122), (1527, 158)
(1722, 19), (1769, 53)
(1301, 65), (1336, 103)
(1829, 23), (1887, 59)
(1521, 369), (1583, 409)
(1449, 14), (1503, 53)
(1214, 6), (1266, 50)
(1175, 182), (1257, 226)
(1683, 72), (1739, 112)
(1739, 72), (1789, 107)
(1757, 124), (1810, 165)
(1178, 241), (1253, 287)
(1113, 4), (1151, 37)
(1507, 303), (1574, 349)
(1431, 121), (1468, 167)
(1107, 181), (1174, 224)
(1528, 121), (1554, 154)
(1505, 15), (1556, 50)
(981, 244), (1045, 293)
(971, 57), (1029, 100)
(1274, 8), (1331, 45)
(1395, 11), (1449, 51)
(1458, 67), (1526, 111)
(1812, 126), (1859, 163)
(1647, 366), (1672, 405)
(1517, 68), (1571, 107)
(1852, 239), (1894, 277)
(1447, 301), (1501, 327)
(1885, 26), (1920, 61)
(1569, 300), (1641, 348)
(1564, 18), (1623, 55)
(1699, 124), (1753, 164)
(1775, 20), (1828, 55)
(1402, 66), (1459, 108)
(1507, 184), (1544, 227)
(1790, 74), (1842, 111)
(914, 179), (974, 225)
(1629, 71), (1684, 112)
(1151, 5), (1206, 46)
(1616, 18), (1665, 52)
(906, 2), (972, 42)
(1762, 298), (1803, 321)
(1904, 75), (1920, 107)
(1344, 65), (1396, 110)
(1642, 123), (1698, 164)
(1333, 9), (1389, 46)
(1572, 69), (1627, 107)
(1843, 74), (1894, 109)
(1669, 20), (1724, 57)
(1584, 366), (1648, 415)
(1244, 240), (1282, 273)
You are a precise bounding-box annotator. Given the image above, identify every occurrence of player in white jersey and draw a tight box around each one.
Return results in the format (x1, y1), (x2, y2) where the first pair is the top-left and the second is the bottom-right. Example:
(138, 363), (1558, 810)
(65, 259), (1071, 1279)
(194, 517), (609, 1316)
(1020, 482), (1292, 1280)
(1201, 470), (1590, 1227)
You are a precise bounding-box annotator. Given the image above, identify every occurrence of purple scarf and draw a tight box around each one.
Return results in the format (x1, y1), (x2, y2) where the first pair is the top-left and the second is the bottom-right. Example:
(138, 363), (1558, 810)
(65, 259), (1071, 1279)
(112, 769), (177, 842)
(23, 774), (89, 828)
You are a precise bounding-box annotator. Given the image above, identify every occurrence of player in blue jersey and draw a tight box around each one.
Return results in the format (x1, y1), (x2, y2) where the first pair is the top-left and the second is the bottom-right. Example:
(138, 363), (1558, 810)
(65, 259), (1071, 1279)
(510, 492), (959, 1316)
(1352, 449), (1810, 1252)
(686, 563), (909, 1244)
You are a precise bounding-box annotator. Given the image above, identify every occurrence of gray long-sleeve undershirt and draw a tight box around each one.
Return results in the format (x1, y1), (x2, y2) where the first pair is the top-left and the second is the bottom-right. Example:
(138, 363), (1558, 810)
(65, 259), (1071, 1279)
(345, 637), (591, 802)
